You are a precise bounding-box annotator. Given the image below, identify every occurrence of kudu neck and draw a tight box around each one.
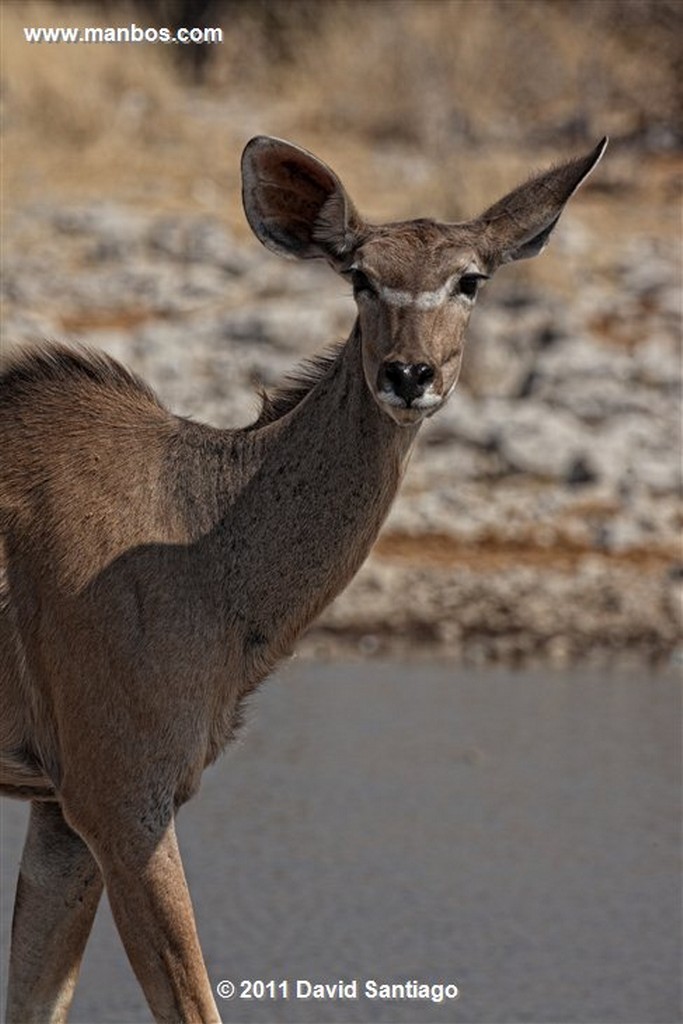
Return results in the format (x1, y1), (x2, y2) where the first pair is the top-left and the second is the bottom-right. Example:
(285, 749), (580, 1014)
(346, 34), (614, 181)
(218, 321), (420, 677)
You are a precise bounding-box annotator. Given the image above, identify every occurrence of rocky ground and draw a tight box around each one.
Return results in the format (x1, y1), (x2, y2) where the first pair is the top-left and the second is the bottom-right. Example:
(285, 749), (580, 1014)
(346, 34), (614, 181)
(2, 201), (680, 669)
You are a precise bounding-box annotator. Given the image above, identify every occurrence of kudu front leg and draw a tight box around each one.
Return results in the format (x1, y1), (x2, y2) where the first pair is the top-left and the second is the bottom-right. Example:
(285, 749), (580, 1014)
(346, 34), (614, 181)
(67, 805), (221, 1024)
(6, 800), (104, 1024)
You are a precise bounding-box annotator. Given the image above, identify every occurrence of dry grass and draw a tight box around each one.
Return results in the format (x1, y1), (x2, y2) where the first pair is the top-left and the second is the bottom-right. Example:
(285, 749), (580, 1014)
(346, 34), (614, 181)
(1, 0), (679, 326)
(2, 1), (680, 247)
(0, 0), (678, 322)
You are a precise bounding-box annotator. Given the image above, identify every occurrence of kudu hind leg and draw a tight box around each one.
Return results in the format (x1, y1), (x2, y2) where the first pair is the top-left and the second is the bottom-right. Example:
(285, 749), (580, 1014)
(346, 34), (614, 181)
(6, 800), (104, 1024)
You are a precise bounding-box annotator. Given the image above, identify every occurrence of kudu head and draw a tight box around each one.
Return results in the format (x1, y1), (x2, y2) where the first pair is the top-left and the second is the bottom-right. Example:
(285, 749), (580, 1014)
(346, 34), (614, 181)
(242, 135), (607, 426)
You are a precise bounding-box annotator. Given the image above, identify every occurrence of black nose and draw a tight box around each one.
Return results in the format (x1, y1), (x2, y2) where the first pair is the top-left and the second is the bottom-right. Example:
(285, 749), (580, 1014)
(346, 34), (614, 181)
(378, 361), (435, 407)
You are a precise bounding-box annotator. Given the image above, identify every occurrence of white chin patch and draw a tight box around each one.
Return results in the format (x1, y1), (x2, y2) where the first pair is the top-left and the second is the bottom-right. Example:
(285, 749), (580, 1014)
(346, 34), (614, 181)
(412, 389), (443, 411)
(376, 387), (444, 421)
(377, 388), (408, 409)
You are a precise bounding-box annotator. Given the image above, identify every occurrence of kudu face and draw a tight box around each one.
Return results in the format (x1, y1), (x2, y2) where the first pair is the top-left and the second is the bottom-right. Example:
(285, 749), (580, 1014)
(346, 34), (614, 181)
(344, 221), (486, 424)
(242, 135), (607, 425)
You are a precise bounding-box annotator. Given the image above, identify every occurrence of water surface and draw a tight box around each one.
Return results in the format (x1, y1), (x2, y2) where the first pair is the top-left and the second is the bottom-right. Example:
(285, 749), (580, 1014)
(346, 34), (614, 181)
(1, 663), (680, 1023)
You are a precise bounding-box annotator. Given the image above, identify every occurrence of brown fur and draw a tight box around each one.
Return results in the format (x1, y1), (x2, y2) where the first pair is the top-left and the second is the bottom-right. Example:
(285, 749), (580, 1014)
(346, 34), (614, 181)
(1, 134), (606, 1022)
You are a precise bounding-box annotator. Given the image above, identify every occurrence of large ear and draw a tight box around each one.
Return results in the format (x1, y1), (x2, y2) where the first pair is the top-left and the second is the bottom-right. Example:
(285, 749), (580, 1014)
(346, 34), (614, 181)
(476, 137), (608, 265)
(241, 136), (367, 265)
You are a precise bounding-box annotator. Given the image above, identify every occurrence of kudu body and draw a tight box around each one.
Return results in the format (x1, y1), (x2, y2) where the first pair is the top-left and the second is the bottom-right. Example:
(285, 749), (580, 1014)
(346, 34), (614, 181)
(0, 135), (606, 1022)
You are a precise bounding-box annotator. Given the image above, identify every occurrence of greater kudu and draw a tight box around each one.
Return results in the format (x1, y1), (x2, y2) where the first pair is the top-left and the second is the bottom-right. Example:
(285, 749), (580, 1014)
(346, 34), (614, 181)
(0, 134), (606, 1022)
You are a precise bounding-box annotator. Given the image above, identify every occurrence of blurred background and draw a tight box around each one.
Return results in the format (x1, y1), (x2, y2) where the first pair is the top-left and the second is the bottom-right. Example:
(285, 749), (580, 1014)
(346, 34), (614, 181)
(2, 0), (681, 667)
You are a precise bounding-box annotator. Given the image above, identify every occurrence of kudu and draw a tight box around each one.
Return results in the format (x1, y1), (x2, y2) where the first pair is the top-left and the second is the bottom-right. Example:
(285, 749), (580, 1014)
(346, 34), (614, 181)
(1, 134), (606, 1022)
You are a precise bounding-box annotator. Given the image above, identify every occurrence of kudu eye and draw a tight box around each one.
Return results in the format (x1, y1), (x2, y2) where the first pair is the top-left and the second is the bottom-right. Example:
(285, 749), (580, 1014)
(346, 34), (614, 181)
(351, 269), (377, 297)
(453, 273), (488, 301)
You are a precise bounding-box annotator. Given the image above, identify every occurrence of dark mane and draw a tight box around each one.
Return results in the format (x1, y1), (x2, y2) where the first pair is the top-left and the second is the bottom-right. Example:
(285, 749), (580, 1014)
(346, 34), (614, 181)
(0, 343), (163, 409)
(248, 343), (344, 429)
(0, 341), (344, 430)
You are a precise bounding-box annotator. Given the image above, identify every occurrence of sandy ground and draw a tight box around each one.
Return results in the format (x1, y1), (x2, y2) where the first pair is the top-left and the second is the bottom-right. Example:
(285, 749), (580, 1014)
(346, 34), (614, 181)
(1, 662), (680, 1024)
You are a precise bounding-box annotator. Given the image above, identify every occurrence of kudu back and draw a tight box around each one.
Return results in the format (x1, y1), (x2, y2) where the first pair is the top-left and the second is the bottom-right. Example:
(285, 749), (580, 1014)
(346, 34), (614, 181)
(0, 135), (606, 1023)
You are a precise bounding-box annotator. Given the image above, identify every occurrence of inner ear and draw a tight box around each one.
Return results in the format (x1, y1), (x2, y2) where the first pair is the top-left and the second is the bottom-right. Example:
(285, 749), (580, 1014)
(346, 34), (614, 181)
(241, 136), (366, 265)
(502, 211), (562, 263)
